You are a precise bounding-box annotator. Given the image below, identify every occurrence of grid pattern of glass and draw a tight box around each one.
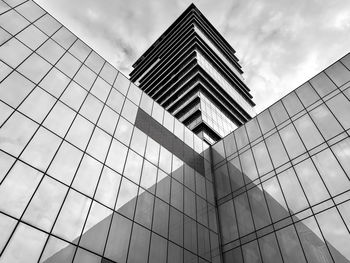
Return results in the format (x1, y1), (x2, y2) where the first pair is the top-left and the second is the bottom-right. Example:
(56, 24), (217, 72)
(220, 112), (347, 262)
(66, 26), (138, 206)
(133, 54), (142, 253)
(0, 1), (220, 262)
(213, 53), (350, 263)
(200, 93), (238, 138)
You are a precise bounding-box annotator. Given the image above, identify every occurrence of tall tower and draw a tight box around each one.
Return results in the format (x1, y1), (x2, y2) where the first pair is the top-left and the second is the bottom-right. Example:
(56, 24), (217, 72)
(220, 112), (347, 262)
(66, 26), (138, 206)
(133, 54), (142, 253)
(130, 4), (255, 144)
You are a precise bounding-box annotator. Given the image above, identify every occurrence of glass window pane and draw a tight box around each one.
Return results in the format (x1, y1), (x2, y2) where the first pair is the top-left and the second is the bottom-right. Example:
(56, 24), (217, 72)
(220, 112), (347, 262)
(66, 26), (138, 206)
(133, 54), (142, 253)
(21, 127), (61, 171)
(130, 127), (147, 156)
(294, 159), (330, 205)
(0, 70), (35, 108)
(270, 101), (289, 125)
(48, 141), (83, 184)
(248, 185), (271, 229)
(17, 24), (47, 50)
(79, 94), (103, 123)
(234, 192), (255, 236)
(1, 223), (47, 263)
(0, 37), (31, 68)
(317, 208), (350, 261)
(40, 235), (75, 262)
(171, 178), (183, 212)
(169, 206), (183, 245)
(98, 106), (119, 135)
(56, 52), (81, 78)
(127, 83), (142, 105)
(85, 51), (104, 74)
(114, 73), (130, 95)
(72, 154), (102, 197)
(295, 216), (333, 263)
(121, 99), (138, 124)
(145, 137), (160, 165)
(235, 126), (249, 149)
(240, 149), (259, 181)
(0, 151), (15, 183)
(99, 62), (117, 85)
(152, 198), (169, 238)
(39, 67), (70, 98)
(18, 53), (52, 84)
(294, 114), (324, 150)
(74, 65), (97, 91)
(61, 81), (87, 111)
(52, 189), (91, 243)
(66, 115), (94, 150)
(114, 117), (133, 146)
(34, 14), (61, 36)
(184, 187), (196, 220)
(135, 190), (154, 229)
(312, 149), (350, 195)
(106, 139), (128, 173)
(295, 82), (320, 108)
(257, 109), (275, 134)
(309, 104), (343, 140)
(0, 9), (29, 35)
(107, 88), (125, 113)
(86, 127), (111, 162)
(0, 161), (42, 218)
(52, 26), (77, 49)
(69, 39), (91, 62)
(310, 72), (336, 97)
(184, 215), (197, 253)
(73, 248), (100, 263)
(105, 213), (132, 263)
(80, 201), (112, 255)
(279, 124), (305, 159)
(262, 177), (289, 222)
(228, 157), (245, 192)
(246, 118), (262, 142)
(43, 101), (76, 137)
(168, 242), (183, 263)
(276, 225), (307, 263)
(325, 61), (350, 87)
(0, 213), (17, 252)
(90, 77), (111, 102)
(140, 160), (157, 193)
(127, 223), (150, 263)
(115, 177), (138, 219)
(95, 166), (121, 209)
(282, 92), (303, 116)
(278, 168), (309, 213)
(265, 132), (289, 168)
(23, 176), (67, 232)
(0, 112), (38, 156)
(258, 233), (283, 263)
(326, 93), (350, 129)
(149, 233), (167, 263)
(252, 141), (273, 176)
(124, 150), (143, 184)
(214, 164), (231, 199)
(242, 240), (262, 263)
(37, 38), (65, 64)
(332, 137), (350, 175)
(15, 1), (45, 22)
(156, 170), (171, 203)
(18, 87), (56, 123)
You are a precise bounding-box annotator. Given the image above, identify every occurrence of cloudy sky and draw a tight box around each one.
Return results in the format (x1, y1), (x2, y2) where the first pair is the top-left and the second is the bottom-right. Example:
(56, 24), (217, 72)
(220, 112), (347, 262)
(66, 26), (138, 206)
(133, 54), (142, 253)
(36, 0), (350, 113)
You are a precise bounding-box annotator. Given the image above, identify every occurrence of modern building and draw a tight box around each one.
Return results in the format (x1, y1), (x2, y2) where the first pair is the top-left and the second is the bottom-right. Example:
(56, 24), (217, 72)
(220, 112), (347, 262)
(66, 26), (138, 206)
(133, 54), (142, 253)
(130, 4), (255, 144)
(0, 1), (350, 263)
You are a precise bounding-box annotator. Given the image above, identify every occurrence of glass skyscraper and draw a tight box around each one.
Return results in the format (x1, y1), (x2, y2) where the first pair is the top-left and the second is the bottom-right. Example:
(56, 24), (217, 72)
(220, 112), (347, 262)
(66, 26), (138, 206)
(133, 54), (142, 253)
(129, 4), (255, 144)
(1, 1), (350, 263)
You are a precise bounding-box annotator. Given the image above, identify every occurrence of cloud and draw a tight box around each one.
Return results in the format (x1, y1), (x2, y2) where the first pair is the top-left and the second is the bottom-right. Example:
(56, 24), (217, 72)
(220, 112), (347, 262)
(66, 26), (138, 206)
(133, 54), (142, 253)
(36, 0), (350, 113)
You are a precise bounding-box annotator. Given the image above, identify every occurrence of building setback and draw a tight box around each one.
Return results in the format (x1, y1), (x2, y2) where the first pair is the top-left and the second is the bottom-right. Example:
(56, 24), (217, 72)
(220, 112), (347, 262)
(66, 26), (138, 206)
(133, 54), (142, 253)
(130, 4), (255, 144)
(0, 1), (350, 263)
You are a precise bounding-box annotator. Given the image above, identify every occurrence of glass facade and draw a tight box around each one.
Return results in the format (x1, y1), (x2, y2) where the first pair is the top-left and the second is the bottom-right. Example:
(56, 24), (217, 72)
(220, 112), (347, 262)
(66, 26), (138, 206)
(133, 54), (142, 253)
(1, 0), (350, 263)
(0, 1), (220, 262)
(213, 53), (350, 263)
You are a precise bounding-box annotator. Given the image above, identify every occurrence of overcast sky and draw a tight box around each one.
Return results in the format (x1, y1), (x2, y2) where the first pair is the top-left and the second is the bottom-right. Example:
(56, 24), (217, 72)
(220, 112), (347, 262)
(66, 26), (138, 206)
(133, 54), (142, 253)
(36, 0), (350, 113)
